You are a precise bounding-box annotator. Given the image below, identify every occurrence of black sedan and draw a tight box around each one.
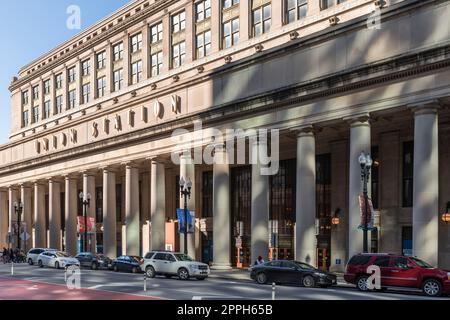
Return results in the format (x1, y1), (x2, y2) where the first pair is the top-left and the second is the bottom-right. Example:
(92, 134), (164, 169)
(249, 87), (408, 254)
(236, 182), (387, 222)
(75, 252), (112, 270)
(111, 255), (143, 273)
(250, 260), (337, 288)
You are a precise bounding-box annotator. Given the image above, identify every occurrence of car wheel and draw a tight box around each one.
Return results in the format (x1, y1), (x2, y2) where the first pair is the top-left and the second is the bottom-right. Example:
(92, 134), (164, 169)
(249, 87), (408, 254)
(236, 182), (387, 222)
(91, 262), (98, 270)
(356, 275), (369, 291)
(55, 262), (60, 269)
(113, 264), (119, 272)
(256, 272), (267, 285)
(146, 266), (156, 278)
(178, 268), (190, 280)
(302, 275), (316, 288)
(422, 279), (442, 297)
(38, 260), (43, 268)
(28, 259), (33, 266)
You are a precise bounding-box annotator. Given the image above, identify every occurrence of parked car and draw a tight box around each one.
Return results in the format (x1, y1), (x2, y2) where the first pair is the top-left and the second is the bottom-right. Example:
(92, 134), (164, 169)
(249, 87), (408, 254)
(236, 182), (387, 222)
(142, 251), (210, 280)
(111, 255), (143, 273)
(26, 248), (57, 265)
(344, 253), (450, 297)
(75, 252), (112, 270)
(250, 260), (337, 287)
(37, 251), (80, 269)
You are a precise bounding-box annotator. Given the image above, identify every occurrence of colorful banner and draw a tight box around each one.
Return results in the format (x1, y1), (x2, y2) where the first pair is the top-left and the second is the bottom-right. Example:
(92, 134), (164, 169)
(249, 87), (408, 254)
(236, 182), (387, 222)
(77, 216), (96, 233)
(177, 208), (195, 234)
(358, 194), (375, 230)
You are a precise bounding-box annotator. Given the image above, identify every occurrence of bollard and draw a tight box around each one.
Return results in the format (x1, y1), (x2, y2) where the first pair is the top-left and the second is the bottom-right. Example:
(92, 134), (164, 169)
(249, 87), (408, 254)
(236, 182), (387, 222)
(144, 274), (147, 292)
(64, 267), (68, 282)
(272, 282), (276, 300)
(11, 261), (14, 276)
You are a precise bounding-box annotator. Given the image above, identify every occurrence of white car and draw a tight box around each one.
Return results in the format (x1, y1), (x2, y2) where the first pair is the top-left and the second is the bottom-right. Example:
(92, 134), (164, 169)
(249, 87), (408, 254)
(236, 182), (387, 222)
(26, 248), (57, 265)
(37, 251), (80, 269)
(141, 251), (210, 280)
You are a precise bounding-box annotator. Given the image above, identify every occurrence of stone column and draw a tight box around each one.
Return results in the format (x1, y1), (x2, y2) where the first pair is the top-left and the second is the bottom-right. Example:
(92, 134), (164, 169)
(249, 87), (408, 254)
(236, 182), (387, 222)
(123, 32), (130, 86)
(271, 0), (283, 29)
(34, 182), (46, 248)
(8, 187), (18, 238)
(65, 176), (78, 256)
(141, 24), (149, 80)
(212, 145), (232, 270)
(162, 14), (171, 74)
(179, 153), (196, 258)
(151, 159), (166, 251)
(125, 164), (140, 256)
(49, 179), (62, 250)
(103, 168), (117, 258)
(185, 1), (194, 64)
(83, 172), (97, 252)
(0, 190), (8, 248)
(251, 141), (270, 264)
(295, 126), (317, 266)
(211, 0), (221, 53)
(348, 115), (371, 258)
(20, 185), (33, 252)
(240, 0), (250, 42)
(412, 103), (439, 266)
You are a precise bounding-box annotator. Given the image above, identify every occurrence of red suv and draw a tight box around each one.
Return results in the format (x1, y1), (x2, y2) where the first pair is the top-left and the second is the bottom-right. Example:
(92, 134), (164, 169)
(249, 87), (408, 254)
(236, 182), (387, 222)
(344, 253), (450, 297)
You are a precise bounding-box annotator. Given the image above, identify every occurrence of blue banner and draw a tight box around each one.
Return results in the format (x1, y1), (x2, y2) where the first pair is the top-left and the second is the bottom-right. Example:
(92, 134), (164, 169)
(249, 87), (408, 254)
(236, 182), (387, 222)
(177, 208), (195, 234)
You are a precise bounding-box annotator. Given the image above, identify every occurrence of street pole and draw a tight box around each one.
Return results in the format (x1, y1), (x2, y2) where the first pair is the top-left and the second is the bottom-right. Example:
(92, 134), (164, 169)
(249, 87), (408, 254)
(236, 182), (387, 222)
(359, 152), (372, 254)
(84, 201), (87, 253)
(362, 168), (368, 253)
(184, 195), (188, 255)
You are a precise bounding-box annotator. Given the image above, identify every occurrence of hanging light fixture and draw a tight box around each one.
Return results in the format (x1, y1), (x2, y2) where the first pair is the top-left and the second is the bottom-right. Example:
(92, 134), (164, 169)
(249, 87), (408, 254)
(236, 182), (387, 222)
(442, 201), (450, 224)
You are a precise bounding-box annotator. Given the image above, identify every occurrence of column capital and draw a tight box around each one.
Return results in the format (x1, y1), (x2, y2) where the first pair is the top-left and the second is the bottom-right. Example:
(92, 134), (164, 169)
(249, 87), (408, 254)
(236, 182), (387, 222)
(344, 113), (371, 127)
(32, 180), (46, 187)
(47, 177), (64, 184)
(408, 99), (441, 115)
(122, 161), (140, 169)
(19, 183), (32, 189)
(290, 124), (316, 137)
(81, 169), (98, 177)
(63, 173), (79, 180)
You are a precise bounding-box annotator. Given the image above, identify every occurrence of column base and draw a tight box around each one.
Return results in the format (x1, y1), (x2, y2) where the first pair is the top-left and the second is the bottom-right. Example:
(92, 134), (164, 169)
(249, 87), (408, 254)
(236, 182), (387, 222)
(210, 263), (233, 270)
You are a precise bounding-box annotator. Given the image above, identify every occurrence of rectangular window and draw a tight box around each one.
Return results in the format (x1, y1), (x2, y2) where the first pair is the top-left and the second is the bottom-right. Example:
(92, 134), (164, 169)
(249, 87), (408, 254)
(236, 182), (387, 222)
(97, 51), (106, 69)
(22, 110), (29, 127)
(56, 95), (63, 114)
(82, 59), (91, 76)
(196, 0), (211, 22)
(223, 18), (239, 48)
(172, 11), (186, 33)
(151, 51), (163, 77)
(130, 33), (143, 53)
(172, 41), (186, 68)
(97, 76), (106, 98)
(113, 42), (124, 61)
(150, 23), (163, 44)
(44, 100), (51, 119)
(113, 69), (124, 92)
(44, 79), (51, 95)
(252, 3), (271, 37)
(196, 30), (212, 59)
(32, 106), (39, 123)
(223, 0), (240, 9)
(82, 83), (90, 104)
(131, 60), (143, 84)
(402, 141), (414, 207)
(56, 73), (63, 89)
(33, 85), (39, 100)
(22, 90), (29, 105)
(320, 0), (334, 10)
(68, 67), (76, 83)
(286, 0), (307, 23)
(68, 89), (76, 109)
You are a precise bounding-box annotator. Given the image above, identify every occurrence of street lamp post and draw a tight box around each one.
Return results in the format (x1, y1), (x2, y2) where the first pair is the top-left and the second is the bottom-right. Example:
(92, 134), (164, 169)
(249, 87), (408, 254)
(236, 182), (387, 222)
(179, 177), (192, 255)
(13, 201), (23, 250)
(358, 152), (373, 253)
(79, 192), (91, 252)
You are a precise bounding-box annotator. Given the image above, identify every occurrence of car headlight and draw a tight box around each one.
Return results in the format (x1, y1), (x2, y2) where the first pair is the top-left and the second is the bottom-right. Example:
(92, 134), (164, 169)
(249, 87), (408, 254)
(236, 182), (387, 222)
(314, 272), (327, 277)
(190, 264), (199, 270)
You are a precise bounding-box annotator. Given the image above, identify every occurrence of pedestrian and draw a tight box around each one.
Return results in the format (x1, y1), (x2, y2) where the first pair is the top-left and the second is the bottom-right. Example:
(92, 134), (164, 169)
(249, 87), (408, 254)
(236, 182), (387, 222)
(1, 247), (7, 263)
(254, 255), (265, 266)
(9, 248), (14, 263)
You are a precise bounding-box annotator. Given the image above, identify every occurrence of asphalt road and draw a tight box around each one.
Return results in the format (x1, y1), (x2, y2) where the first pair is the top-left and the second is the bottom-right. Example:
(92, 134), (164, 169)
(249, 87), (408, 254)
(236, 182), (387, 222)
(0, 263), (448, 300)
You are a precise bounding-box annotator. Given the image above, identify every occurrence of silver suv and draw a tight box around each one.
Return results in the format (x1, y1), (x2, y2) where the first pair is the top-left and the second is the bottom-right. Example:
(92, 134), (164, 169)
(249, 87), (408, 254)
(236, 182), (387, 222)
(141, 251), (210, 280)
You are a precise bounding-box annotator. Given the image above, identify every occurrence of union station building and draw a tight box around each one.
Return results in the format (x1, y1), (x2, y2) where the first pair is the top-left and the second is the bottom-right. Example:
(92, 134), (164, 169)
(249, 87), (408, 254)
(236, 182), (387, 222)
(1, 0), (450, 271)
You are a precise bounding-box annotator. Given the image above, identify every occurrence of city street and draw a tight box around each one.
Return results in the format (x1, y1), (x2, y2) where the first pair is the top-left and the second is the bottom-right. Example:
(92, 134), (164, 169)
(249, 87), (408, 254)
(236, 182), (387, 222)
(0, 264), (448, 300)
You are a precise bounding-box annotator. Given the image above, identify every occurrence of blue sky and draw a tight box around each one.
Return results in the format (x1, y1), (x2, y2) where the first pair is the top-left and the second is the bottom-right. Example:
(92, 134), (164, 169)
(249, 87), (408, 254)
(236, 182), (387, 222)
(0, 0), (131, 145)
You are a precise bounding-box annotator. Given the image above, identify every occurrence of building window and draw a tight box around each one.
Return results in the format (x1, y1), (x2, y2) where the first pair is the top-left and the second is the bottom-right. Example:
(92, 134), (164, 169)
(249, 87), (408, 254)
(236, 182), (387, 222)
(22, 90), (29, 105)
(150, 23), (163, 44)
(223, 0), (240, 9)
(32, 106), (39, 123)
(82, 83), (90, 104)
(151, 51), (163, 77)
(172, 11), (186, 33)
(82, 59), (91, 76)
(252, 3), (271, 37)
(44, 79), (51, 95)
(113, 42), (124, 61)
(131, 60), (143, 84)
(56, 95), (63, 114)
(68, 67), (76, 83)
(97, 51), (106, 69)
(223, 18), (239, 48)
(97, 76), (106, 98)
(196, 30), (212, 59)
(320, 0), (339, 10)
(22, 110), (29, 127)
(130, 33), (143, 53)
(44, 100), (51, 119)
(286, 0), (307, 23)
(33, 85), (39, 100)
(172, 41), (186, 68)
(68, 89), (76, 109)
(56, 73), (63, 89)
(196, 0), (211, 22)
(371, 146), (379, 210)
(402, 141), (414, 207)
(113, 69), (124, 92)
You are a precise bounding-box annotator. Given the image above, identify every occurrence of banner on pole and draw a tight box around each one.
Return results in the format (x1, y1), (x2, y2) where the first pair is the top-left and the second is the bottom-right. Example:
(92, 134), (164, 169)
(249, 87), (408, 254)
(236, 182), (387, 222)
(77, 216), (96, 233)
(358, 194), (375, 230)
(177, 208), (195, 234)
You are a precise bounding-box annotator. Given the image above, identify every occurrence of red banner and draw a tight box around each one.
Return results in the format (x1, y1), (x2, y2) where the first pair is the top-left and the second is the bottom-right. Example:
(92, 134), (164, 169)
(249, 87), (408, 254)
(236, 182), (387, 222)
(359, 194), (374, 230)
(77, 216), (95, 233)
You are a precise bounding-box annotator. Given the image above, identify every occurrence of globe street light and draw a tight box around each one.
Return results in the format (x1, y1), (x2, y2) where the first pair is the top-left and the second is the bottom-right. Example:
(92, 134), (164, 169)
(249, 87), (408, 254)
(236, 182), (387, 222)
(179, 177), (192, 255)
(79, 192), (91, 252)
(359, 151), (372, 253)
(13, 201), (24, 250)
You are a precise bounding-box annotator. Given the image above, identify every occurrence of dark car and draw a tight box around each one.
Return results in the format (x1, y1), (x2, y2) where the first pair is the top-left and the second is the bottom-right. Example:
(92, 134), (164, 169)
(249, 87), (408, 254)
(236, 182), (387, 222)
(111, 255), (143, 273)
(344, 253), (450, 297)
(250, 260), (337, 288)
(75, 252), (112, 270)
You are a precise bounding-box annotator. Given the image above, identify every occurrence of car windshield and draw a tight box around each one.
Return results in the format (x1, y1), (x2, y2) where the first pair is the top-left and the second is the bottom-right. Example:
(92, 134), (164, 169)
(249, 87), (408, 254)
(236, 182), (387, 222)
(410, 257), (433, 268)
(130, 256), (142, 262)
(174, 254), (194, 261)
(55, 252), (69, 257)
(294, 262), (315, 270)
